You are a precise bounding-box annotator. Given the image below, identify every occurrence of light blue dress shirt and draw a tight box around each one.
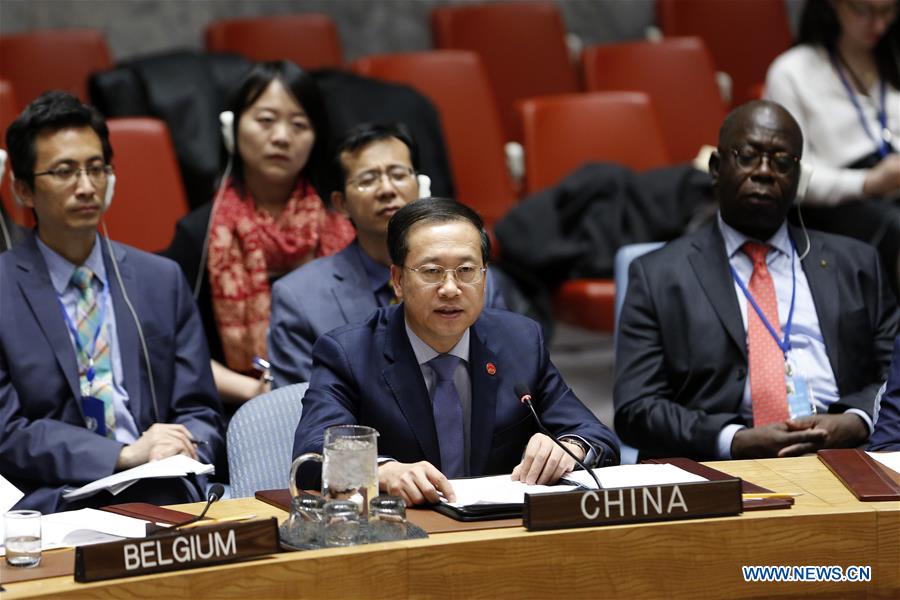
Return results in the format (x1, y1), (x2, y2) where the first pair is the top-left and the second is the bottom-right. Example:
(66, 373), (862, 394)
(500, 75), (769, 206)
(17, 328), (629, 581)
(37, 234), (140, 443)
(716, 214), (870, 458)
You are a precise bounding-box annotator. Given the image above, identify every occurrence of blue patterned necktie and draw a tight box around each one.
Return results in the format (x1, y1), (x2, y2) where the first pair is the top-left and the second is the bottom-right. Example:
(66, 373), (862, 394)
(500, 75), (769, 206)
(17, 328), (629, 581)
(428, 354), (465, 478)
(71, 266), (116, 437)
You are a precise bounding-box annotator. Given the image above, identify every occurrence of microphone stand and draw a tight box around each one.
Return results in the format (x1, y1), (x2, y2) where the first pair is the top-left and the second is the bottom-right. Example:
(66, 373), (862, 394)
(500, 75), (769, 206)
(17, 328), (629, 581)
(517, 386), (604, 491)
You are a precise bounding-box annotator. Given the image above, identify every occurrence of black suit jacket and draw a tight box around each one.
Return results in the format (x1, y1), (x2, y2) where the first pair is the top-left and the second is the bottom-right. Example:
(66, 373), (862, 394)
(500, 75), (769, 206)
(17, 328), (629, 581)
(614, 222), (899, 460)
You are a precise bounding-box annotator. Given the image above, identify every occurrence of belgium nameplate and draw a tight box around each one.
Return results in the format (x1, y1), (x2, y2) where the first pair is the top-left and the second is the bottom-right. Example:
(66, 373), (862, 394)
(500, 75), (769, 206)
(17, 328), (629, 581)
(74, 518), (279, 582)
(523, 479), (743, 531)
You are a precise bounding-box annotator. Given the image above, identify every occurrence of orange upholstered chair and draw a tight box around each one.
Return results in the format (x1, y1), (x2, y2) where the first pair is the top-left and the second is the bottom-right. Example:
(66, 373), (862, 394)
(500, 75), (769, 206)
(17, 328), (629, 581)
(517, 91), (670, 332)
(656, 0), (791, 106)
(431, 1), (578, 142)
(518, 91), (670, 195)
(104, 118), (189, 252)
(0, 29), (111, 111)
(352, 50), (517, 229)
(582, 37), (726, 163)
(204, 14), (343, 70)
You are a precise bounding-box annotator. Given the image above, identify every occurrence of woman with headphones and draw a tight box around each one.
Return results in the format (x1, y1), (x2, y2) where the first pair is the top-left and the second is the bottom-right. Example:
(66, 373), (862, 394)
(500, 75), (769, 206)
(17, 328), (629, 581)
(164, 60), (354, 407)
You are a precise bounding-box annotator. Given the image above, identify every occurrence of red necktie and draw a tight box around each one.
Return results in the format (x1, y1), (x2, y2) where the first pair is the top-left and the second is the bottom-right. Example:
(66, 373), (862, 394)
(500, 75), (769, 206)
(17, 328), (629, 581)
(742, 242), (789, 426)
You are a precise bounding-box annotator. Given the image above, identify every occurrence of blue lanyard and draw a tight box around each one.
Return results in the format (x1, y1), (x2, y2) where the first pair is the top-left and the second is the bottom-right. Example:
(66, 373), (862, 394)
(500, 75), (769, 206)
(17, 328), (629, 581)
(830, 51), (891, 159)
(730, 241), (796, 355)
(58, 282), (110, 385)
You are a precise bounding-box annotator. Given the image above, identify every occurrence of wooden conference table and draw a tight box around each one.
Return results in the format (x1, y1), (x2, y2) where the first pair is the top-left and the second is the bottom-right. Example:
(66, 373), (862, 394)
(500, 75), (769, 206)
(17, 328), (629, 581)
(4, 456), (899, 599)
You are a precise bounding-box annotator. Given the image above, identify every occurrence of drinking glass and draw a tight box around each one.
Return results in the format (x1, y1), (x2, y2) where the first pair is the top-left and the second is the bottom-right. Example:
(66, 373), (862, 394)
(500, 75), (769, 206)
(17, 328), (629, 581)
(369, 495), (407, 542)
(284, 494), (325, 549)
(4, 510), (41, 567)
(323, 500), (360, 547)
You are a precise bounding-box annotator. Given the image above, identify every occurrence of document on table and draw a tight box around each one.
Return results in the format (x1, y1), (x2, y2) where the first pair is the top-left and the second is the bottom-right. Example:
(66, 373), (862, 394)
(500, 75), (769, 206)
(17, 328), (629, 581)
(0, 508), (150, 556)
(562, 463), (708, 490)
(0, 472), (24, 514)
(867, 451), (900, 476)
(0, 474), (26, 546)
(444, 474), (578, 508)
(62, 454), (214, 501)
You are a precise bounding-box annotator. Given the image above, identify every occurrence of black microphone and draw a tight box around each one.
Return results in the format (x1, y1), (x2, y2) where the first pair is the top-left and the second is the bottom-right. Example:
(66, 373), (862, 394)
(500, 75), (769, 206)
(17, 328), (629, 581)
(152, 483), (225, 534)
(514, 383), (604, 491)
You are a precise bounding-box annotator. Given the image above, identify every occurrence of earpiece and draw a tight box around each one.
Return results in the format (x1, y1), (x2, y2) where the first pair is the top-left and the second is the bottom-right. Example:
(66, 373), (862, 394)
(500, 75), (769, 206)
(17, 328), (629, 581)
(416, 173), (432, 199)
(795, 161), (813, 261)
(219, 111), (235, 155)
(0, 149), (10, 250)
(796, 161), (812, 204)
(103, 173), (116, 210)
(9, 174), (26, 207)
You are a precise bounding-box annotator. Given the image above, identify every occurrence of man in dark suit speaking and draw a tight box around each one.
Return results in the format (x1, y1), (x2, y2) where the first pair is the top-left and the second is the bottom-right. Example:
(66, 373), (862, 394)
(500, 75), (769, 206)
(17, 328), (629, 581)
(0, 92), (224, 513)
(614, 100), (899, 461)
(294, 197), (619, 505)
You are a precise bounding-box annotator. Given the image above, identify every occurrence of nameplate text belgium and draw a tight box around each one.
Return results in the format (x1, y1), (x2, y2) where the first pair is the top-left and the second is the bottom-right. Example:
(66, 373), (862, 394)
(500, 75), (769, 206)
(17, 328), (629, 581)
(523, 479), (743, 531)
(74, 518), (279, 582)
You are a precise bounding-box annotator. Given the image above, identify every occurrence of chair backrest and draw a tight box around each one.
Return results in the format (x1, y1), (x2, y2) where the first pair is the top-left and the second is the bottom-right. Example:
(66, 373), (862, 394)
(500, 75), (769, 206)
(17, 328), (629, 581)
(352, 50), (517, 227)
(205, 14), (343, 70)
(517, 91), (670, 195)
(613, 242), (666, 341)
(431, 1), (578, 141)
(613, 240), (665, 466)
(582, 37), (725, 164)
(0, 29), (112, 111)
(657, 0), (791, 106)
(227, 382), (309, 498)
(104, 118), (189, 252)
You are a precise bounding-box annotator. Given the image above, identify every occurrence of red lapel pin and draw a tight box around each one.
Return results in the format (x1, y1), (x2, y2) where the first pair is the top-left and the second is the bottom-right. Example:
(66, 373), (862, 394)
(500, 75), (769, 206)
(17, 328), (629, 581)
(486, 362), (497, 376)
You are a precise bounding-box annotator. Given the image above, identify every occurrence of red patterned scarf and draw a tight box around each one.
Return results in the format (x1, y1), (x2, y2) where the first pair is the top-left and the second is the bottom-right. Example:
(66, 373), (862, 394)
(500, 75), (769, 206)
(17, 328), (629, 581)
(208, 178), (354, 372)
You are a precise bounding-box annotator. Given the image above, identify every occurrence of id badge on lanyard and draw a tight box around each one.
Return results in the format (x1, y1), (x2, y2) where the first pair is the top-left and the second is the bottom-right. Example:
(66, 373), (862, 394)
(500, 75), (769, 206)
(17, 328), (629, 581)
(784, 355), (816, 419)
(58, 284), (110, 435)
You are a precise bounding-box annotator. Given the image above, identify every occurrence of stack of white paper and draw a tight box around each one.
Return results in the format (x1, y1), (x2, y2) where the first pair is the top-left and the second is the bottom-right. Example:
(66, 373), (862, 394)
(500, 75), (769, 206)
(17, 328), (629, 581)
(563, 463), (708, 490)
(63, 454), (214, 501)
(445, 474), (578, 507)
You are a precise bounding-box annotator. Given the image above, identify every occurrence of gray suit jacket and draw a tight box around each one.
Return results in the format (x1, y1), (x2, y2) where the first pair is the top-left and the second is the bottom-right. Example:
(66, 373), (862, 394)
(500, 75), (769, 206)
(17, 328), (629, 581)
(0, 232), (225, 512)
(269, 242), (506, 386)
(614, 222), (899, 460)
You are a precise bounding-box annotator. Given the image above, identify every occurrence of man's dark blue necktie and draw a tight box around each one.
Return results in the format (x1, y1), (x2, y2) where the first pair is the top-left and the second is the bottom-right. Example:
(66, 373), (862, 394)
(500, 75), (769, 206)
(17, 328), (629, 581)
(428, 354), (465, 478)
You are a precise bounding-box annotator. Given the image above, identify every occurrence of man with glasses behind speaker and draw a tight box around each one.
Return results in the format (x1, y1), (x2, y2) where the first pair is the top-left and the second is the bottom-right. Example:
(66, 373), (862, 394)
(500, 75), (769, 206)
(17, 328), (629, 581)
(0, 92), (224, 513)
(614, 100), (899, 462)
(269, 123), (506, 386)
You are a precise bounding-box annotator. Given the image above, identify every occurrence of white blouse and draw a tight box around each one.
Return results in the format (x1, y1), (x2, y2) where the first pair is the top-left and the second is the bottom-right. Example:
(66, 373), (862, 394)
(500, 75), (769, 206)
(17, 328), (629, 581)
(764, 44), (899, 206)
